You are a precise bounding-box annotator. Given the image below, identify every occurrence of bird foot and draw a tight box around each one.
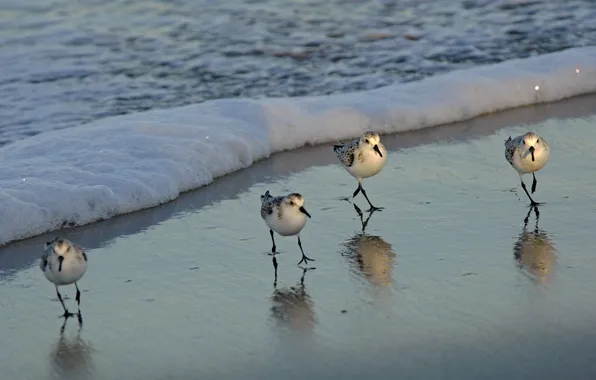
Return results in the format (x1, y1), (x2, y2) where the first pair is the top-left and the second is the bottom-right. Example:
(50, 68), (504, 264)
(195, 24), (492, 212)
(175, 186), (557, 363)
(297, 255), (315, 266)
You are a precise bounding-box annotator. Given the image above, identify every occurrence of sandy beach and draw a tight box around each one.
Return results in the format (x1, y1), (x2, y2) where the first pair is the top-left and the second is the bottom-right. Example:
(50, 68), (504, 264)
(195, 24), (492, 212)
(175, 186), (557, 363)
(1, 94), (596, 380)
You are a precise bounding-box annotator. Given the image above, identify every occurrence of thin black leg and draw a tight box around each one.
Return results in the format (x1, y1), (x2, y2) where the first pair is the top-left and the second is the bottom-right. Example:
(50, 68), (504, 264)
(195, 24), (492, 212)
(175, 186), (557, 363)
(520, 180), (541, 206)
(531, 173), (537, 194)
(74, 282), (83, 325)
(296, 236), (315, 266)
(352, 184), (362, 198)
(360, 185), (383, 211)
(270, 229), (276, 253)
(75, 282), (81, 306)
(55, 286), (74, 319)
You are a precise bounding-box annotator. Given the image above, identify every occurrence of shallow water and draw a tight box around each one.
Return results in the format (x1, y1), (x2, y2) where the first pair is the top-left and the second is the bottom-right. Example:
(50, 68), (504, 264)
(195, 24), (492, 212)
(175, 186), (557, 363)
(1, 0), (596, 145)
(1, 96), (596, 379)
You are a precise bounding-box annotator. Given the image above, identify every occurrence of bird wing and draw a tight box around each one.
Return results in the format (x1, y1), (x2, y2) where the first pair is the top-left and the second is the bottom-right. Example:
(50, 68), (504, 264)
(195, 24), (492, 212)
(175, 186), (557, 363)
(504, 136), (519, 166)
(333, 140), (357, 167)
(39, 252), (49, 272)
(261, 195), (283, 219)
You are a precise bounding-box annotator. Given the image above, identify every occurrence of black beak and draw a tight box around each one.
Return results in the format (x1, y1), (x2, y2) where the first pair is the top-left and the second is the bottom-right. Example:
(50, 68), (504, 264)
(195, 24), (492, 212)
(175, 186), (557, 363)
(299, 206), (311, 218)
(373, 144), (382, 157)
(57, 255), (64, 272)
(529, 146), (535, 162)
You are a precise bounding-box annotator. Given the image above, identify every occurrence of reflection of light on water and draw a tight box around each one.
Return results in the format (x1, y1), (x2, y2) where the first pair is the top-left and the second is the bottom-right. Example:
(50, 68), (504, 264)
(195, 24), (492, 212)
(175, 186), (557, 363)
(49, 324), (94, 380)
(270, 269), (316, 335)
(342, 233), (397, 289)
(514, 207), (557, 287)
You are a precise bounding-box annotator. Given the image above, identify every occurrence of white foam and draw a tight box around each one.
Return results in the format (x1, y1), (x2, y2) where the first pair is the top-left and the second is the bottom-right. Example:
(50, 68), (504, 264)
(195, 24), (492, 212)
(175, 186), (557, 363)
(1, 47), (595, 245)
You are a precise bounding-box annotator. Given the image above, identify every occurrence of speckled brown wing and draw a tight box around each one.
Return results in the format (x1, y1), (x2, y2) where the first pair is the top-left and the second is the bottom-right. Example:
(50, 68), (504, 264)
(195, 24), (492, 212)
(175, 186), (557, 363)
(261, 195), (283, 219)
(333, 140), (358, 167)
(504, 136), (519, 167)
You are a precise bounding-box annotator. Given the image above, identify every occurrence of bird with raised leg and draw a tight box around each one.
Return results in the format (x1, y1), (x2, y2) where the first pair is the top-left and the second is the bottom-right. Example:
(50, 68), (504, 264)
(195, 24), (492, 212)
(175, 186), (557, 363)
(260, 191), (314, 273)
(333, 131), (388, 211)
(505, 131), (550, 207)
(40, 237), (87, 324)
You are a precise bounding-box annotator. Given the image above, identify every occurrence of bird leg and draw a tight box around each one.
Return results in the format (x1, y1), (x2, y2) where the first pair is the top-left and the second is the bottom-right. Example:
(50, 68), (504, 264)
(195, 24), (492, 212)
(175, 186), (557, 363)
(296, 236), (315, 266)
(520, 178), (542, 206)
(75, 282), (81, 306)
(531, 173), (537, 194)
(73, 283), (84, 325)
(352, 184), (362, 198)
(269, 229), (276, 253)
(359, 184), (383, 212)
(55, 286), (74, 319)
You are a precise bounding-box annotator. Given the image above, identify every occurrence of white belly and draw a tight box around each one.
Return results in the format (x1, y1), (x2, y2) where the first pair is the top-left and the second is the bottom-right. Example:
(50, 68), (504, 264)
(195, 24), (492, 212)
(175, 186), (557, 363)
(265, 212), (307, 236)
(347, 146), (388, 180)
(45, 256), (87, 286)
(513, 149), (550, 174)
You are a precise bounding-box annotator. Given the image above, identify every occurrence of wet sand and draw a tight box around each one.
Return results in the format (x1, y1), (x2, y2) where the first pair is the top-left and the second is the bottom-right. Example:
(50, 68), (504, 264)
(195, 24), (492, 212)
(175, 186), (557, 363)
(1, 94), (596, 380)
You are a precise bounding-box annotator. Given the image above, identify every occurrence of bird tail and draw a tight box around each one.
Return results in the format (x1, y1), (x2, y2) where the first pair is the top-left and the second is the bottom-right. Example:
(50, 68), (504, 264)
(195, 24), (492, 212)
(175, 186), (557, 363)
(260, 190), (271, 202)
(333, 144), (343, 153)
(504, 136), (512, 145)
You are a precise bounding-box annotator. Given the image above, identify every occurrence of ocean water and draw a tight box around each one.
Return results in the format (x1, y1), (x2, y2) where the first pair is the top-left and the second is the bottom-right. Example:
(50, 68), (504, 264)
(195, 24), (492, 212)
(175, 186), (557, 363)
(0, 47), (595, 246)
(1, 0), (596, 144)
(2, 1), (596, 378)
(1, 103), (596, 379)
(1, 0), (596, 245)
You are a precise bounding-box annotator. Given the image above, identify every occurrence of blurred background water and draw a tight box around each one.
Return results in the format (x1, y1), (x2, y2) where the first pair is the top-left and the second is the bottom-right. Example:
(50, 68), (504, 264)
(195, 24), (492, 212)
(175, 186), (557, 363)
(1, 0), (595, 145)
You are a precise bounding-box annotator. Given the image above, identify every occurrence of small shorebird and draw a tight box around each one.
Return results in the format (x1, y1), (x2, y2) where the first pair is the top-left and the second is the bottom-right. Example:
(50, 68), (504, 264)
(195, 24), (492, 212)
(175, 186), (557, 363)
(260, 191), (313, 274)
(505, 131), (550, 206)
(333, 131), (388, 211)
(40, 237), (87, 322)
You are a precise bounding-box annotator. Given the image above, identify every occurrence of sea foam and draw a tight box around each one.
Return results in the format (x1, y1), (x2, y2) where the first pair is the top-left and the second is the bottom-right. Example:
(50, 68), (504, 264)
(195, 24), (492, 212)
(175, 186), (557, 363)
(1, 47), (595, 246)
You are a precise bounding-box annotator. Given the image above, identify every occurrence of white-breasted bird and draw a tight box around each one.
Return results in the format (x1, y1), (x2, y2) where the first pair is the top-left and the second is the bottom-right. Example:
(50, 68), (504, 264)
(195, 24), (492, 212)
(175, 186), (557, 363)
(333, 131), (388, 211)
(505, 131), (550, 206)
(40, 237), (87, 321)
(260, 191), (313, 271)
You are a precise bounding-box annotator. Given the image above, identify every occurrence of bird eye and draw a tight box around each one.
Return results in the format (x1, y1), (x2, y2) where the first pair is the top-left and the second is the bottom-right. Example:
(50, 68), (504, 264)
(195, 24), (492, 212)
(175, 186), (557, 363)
(289, 201), (294, 206)
(523, 140), (526, 145)
(536, 139), (540, 143)
(365, 139), (369, 144)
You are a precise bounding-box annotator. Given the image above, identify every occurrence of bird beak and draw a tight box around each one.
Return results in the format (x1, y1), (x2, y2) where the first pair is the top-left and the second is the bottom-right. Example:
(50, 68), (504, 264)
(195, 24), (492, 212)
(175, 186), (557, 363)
(57, 255), (64, 272)
(529, 146), (535, 162)
(299, 206), (311, 218)
(373, 144), (383, 157)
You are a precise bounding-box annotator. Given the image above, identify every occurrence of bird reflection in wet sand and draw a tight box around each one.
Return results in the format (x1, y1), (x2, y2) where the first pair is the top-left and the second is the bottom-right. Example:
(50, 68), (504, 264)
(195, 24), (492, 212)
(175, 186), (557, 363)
(342, 211), (397, 289)
(352, 203), (378, 233)
(49, 320), (94, 380)
(270, 268), (316, 334)
(514, 206), (557, 287)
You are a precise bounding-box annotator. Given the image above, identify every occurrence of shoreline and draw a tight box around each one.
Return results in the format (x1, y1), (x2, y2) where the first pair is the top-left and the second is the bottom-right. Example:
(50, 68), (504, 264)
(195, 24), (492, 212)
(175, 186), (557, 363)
(1, 92), (594, 271)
